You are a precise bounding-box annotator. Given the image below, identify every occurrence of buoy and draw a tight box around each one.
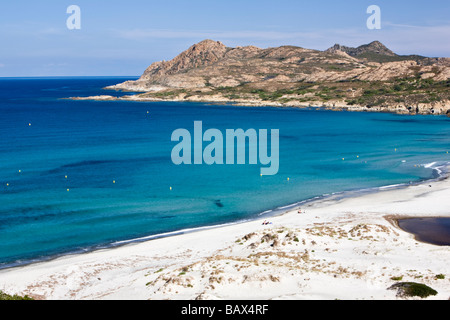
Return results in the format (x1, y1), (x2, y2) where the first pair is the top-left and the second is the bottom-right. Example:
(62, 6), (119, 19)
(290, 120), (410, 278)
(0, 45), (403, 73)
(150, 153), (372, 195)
(28, 123), (31, 126)
(65, 175), (68, 179)
(169, 186), (172, 191)
(6, 183), (9, 186)
(357, 155), (359, 158)
(18, 170), (21, 173)
(287, 177), (290, 181)
(342, 158), (345, 161)
(113, 180), (116, 184)
(67, 188), (70, 192)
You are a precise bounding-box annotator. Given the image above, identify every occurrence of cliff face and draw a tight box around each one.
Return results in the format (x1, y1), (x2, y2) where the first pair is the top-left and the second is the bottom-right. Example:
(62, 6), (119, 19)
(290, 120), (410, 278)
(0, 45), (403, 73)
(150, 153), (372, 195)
(105, 40), (449, 116)
(140, 40), (228, 80)
(326, 41), (397, 58)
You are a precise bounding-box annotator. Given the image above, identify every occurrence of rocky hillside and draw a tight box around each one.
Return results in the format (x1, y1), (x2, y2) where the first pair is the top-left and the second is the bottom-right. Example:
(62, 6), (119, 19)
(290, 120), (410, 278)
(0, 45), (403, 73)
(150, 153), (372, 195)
(102, 40), (450, 116)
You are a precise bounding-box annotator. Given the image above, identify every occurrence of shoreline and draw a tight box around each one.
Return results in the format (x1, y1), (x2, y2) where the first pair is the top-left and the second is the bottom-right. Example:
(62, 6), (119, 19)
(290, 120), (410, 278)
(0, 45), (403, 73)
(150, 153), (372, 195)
(1, 162), (447, 272)
(0, 165), (449, 299)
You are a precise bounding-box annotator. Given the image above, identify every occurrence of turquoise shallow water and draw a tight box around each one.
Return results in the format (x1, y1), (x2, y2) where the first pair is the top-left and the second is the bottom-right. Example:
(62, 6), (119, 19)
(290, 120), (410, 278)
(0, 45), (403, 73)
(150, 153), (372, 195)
(0, 77), (449, 268)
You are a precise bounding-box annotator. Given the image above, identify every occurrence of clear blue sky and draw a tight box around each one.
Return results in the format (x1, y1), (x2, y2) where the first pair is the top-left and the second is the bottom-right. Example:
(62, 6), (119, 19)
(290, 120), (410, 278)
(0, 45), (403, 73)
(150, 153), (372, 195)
(0, 0), (449, 76)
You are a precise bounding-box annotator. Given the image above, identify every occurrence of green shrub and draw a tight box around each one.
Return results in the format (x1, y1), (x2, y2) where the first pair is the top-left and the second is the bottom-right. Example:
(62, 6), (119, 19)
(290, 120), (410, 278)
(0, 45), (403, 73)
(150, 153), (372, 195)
(388, 282), (438, 298)
(0, 291), (33, 300)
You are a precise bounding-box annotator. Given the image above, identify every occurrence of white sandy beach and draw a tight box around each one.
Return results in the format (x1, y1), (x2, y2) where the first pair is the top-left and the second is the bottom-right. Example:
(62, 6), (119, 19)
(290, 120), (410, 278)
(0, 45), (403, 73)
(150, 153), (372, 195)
(0, 175), (449, 300)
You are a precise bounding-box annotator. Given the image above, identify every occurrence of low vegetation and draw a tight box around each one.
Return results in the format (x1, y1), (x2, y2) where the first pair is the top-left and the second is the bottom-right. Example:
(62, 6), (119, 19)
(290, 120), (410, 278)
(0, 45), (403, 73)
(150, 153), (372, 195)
(345, 78), (449, 107)
(0, 290), (33, 300)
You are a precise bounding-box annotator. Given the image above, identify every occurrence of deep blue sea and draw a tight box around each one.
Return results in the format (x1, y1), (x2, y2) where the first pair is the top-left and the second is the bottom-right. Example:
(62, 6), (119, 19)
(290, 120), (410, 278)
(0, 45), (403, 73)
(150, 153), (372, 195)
(0, 77), (449, 268)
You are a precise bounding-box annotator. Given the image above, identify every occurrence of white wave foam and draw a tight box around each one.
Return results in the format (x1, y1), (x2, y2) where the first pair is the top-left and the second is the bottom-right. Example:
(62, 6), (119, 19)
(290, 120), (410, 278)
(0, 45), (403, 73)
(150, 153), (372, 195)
(379, 184), (404, 190)
(424, 162), (437, 168)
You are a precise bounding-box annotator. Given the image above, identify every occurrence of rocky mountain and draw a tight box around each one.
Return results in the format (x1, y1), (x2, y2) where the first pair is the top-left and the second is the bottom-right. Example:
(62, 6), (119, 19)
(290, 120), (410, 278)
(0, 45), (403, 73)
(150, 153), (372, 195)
(326, 41), (396, 57)
(99, 39), (449, 116)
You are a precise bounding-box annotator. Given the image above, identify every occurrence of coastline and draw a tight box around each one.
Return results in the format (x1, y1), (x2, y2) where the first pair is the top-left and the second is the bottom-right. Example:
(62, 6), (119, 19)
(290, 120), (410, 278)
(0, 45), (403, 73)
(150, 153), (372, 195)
(0, 165), (449, 300)
(68, 92), (450, 117)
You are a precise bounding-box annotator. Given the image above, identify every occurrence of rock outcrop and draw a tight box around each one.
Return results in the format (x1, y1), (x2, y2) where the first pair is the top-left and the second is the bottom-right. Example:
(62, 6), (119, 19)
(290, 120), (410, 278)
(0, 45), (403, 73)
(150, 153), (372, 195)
(141, 40), (228, 80)
(326, 41), (397, 58)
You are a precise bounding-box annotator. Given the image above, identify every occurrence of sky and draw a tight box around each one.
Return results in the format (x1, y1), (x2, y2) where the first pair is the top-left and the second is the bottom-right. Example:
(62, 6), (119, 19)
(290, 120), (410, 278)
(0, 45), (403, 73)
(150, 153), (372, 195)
(0, 0), (449, 77)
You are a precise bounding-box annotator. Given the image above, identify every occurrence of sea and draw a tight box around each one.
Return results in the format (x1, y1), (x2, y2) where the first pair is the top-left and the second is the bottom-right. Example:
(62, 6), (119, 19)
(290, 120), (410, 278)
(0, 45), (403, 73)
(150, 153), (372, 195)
(0, 77), (449, 268)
